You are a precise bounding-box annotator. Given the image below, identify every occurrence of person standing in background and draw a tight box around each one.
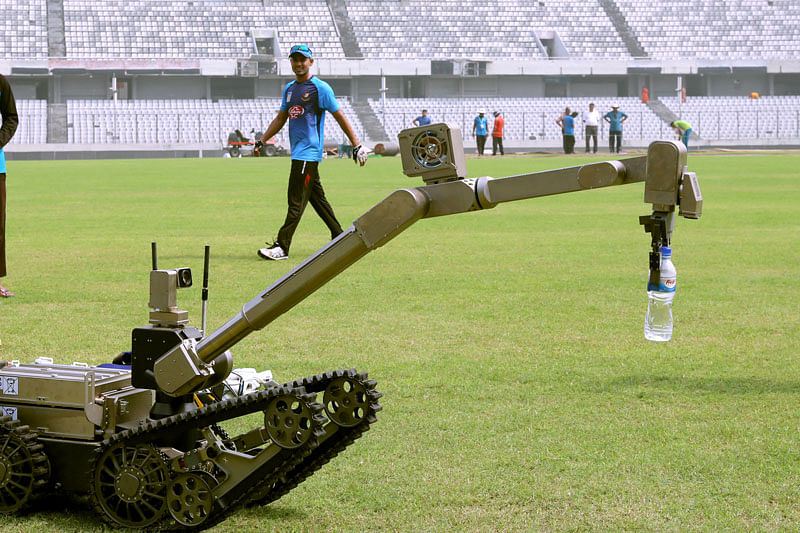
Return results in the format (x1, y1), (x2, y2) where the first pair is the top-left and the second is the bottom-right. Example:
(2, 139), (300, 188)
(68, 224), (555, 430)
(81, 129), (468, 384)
(412, 109), (431, 126)
(491, 111), (504, 156)
(563, 111), (578, 154)
(555, 107), (571, 154)
(582, 102), (601, 154)
(472, 111), (489, 156)
(0, 74), (18, 298)
(603, 104), (628, 154)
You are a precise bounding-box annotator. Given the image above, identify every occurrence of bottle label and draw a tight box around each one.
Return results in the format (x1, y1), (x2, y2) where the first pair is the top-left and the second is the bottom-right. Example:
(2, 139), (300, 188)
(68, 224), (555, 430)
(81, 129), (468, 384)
(648, 278), (676, 292)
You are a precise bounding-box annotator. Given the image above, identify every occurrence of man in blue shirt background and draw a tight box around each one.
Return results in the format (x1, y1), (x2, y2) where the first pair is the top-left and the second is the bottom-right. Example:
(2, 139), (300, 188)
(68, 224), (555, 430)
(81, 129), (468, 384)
(412, 109), (431, 126)
(563, 111), (577, 154)
(258, 44), (367, 261)
(472, 111), (489, 156)
(603, 104), (628, 154)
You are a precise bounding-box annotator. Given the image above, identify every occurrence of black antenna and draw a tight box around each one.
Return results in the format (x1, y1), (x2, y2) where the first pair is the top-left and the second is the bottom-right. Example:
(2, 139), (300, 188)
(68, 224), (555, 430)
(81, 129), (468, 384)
(151, 242), (158, 270)
(201, 245), (210, 334)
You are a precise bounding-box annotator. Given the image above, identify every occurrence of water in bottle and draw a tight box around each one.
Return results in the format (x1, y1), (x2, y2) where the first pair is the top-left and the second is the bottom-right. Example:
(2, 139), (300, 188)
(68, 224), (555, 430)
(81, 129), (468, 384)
(644, 246), (676, 342)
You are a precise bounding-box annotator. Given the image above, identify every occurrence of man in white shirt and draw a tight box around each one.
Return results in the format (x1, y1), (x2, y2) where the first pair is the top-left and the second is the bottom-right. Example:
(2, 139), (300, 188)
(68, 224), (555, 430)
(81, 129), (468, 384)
(582, 102), (601, 154)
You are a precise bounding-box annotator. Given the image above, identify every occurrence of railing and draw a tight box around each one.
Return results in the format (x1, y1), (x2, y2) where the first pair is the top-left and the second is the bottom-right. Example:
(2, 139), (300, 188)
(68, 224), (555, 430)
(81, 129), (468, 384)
(378, 111), (672, 142)
(66, 112), (283, 145)
(62, 111), (362, 146)
(14, 109), (800, 146)
(674, 109), (800, 140)
(377, 110), (800, 142)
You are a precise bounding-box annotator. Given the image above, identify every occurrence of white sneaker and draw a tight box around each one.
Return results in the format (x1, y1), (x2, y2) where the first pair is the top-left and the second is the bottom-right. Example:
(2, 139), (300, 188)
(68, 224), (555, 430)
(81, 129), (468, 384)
(257, 244), (288, 261)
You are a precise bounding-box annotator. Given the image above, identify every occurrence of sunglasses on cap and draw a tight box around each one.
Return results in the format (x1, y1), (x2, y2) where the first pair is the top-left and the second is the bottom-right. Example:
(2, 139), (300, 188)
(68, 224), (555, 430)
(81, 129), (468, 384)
(289, 45), (312, 58)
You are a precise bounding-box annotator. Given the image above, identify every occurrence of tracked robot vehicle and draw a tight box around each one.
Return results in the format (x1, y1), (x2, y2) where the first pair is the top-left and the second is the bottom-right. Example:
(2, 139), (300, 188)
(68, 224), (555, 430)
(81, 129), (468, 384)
(0, 124), (701, 530)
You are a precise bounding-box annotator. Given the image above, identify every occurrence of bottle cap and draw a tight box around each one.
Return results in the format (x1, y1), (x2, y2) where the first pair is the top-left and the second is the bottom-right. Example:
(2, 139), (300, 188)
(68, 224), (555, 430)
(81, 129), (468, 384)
(659, 246), (671, 256)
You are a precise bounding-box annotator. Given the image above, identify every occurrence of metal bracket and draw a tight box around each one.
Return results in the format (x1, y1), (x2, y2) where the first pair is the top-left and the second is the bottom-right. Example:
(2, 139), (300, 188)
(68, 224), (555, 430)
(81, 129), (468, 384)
(639, 211), (673, 287)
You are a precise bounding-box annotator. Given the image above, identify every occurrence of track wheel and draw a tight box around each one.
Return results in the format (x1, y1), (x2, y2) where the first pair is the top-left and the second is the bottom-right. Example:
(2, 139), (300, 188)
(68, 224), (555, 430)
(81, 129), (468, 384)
(168, 471), (216, 527)
(0, 416), (50, 513)
(264, 392), (316, 449)
(91, 442), (169, 528)
(322, 376), (371, 427)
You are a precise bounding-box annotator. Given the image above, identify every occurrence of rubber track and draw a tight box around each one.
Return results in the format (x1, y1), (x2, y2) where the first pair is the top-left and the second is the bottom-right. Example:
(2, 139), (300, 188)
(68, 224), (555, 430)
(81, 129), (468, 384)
(246, 368), (383, 506)
(0, 415), (51, 513)
(88, 382), (327, 531)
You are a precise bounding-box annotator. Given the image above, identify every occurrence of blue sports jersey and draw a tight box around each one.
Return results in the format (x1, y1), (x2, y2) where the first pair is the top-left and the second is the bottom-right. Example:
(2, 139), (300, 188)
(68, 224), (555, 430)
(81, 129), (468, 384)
(564, 115), (575, 135)
(604, 110), (627, 132)
(280, 76), (340, 162)
(415, 115), (431, 126)
(474, 115), (488, 136)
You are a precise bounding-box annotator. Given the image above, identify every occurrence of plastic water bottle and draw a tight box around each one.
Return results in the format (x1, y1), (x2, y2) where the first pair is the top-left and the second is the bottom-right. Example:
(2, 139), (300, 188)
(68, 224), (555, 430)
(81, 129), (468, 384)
(644, 246), (676, 342)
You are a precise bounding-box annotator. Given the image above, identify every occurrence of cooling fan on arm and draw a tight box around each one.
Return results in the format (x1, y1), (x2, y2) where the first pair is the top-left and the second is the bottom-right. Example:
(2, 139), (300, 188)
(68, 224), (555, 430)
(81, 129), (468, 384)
(410, 128), (449, 170)
(398, 123), (467, 184)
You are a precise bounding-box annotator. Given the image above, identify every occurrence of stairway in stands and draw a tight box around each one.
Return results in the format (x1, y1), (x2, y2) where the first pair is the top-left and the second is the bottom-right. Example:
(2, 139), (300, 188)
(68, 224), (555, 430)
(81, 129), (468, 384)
(596, 0), (648, 59)
(46, 0), (66, 57)
(326, 0), (363, 58)
(350, 101), (388, 143)
(47, 0), (68, 143)
(647, 98), (701, 140)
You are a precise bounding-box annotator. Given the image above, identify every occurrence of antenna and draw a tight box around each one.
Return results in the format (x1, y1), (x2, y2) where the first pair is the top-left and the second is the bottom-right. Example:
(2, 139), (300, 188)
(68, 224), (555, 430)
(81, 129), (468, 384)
(201, 245), (210, 334)
(151, 242), (158, 270)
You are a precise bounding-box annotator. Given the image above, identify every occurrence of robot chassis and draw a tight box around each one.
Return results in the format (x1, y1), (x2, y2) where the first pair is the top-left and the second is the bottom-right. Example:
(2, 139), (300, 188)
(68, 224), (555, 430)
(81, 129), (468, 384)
(0, 124), (701, 530)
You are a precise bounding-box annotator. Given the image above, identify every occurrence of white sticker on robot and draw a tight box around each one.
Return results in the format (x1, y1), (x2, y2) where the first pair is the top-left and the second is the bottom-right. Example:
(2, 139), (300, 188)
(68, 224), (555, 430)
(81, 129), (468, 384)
(0, 406), (17, 420)
(0, 376), (19, 395)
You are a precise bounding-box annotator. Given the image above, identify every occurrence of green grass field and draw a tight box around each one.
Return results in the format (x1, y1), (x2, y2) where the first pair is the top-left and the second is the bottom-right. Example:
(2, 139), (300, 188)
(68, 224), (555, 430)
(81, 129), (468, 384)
(0, 151), (799, 532)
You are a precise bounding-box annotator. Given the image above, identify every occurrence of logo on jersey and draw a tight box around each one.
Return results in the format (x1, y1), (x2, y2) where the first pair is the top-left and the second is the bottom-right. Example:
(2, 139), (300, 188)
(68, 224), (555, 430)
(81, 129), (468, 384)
(301, 91), (311, 102)
(288, 105), (304, 119)
(286, 91), (292, 101)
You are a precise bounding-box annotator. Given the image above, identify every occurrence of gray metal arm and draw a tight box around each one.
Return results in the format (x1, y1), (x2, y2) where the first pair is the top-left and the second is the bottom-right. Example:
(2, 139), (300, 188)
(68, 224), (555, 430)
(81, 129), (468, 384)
(193, 156), (648, 364)
(154, 139), (700, 396)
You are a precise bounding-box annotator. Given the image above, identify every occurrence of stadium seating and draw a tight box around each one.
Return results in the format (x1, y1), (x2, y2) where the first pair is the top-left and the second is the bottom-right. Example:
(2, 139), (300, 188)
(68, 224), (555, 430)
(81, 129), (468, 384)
(4, 0), (798, 61)
(0, 0), (47, 58)
(65, 99), (366, 147)
(7, 100), (47, 144)
(347, 0), (546, 59)
(52, 96), (800, 146)
(369, 97), (667, 143)
(660, 95), (800, 139)
(616, 0), (800, 59)
(348, 0), (627, 59)
(62, 0), (344, 59)
(530, 0), (631, 59)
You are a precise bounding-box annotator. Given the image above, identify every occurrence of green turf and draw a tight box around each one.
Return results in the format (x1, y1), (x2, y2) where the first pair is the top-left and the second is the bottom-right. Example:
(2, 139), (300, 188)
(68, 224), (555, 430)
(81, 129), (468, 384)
(0, 152), (798, 532)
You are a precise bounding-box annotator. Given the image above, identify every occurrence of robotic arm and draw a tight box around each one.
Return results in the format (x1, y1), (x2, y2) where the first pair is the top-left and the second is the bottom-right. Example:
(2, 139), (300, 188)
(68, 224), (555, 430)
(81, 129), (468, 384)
(144, 124), (701, 398)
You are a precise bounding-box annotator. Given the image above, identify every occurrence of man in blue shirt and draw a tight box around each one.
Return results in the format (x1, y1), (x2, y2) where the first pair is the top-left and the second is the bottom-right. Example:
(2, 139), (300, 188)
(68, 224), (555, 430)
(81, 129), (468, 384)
(0, 74), (18, 297)
(412, 109), (431, 126)
(257, 45), (367, 261)
(603, 104), (628, 154)
(472, 111), (489, 156)
(563, 111), (577, 154)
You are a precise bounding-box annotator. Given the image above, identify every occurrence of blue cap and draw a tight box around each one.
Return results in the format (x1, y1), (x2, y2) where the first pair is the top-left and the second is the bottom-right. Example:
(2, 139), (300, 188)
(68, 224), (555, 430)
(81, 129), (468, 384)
(660, 246), (671, 255)
(289, 45), (312, 59)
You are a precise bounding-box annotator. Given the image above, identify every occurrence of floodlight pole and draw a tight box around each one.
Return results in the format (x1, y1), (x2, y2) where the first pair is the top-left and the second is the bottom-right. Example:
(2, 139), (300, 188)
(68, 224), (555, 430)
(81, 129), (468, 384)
(380, 71), (388, 132)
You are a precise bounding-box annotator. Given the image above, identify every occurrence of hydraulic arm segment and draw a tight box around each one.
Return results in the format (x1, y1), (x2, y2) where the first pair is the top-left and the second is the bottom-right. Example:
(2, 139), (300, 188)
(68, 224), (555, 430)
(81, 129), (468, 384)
(155, 124), (702, 397)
